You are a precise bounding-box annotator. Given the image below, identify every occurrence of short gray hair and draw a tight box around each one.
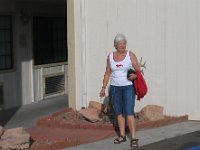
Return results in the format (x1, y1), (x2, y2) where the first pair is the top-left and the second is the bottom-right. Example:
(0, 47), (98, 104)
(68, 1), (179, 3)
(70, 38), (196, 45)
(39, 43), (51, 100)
(114, 33), (127, 48)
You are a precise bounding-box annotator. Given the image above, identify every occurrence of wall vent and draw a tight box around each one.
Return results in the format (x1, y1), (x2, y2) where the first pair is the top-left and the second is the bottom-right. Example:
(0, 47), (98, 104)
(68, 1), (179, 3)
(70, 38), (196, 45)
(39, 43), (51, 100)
(44, 74), (65, 96)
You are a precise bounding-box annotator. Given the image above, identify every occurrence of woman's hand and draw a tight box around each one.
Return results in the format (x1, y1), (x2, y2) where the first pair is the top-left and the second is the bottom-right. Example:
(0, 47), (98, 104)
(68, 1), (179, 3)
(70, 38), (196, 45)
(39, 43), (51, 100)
(128, 73), (137, 81)
(99, 88), (106, 97)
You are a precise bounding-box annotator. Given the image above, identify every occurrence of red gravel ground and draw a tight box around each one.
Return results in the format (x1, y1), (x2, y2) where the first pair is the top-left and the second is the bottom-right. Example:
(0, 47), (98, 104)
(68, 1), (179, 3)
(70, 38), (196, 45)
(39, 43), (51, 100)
(26, 108), (188, 150)
(27, 127), (116, 150)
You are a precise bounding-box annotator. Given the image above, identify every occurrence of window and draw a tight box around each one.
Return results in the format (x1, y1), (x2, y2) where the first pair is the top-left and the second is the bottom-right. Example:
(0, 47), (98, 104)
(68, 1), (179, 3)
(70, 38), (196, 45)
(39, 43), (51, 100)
(33, 17), (67, 65)
(0, 84), (3, 106)
(0, 15), (13, 70)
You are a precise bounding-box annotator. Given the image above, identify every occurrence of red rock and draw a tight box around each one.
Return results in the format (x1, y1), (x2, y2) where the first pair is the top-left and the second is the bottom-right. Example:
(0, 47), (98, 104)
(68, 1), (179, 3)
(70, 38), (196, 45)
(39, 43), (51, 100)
(88, 101), (105, 112)
(140, 105), (164, 121)
(0, 126), (4, 138)
(0, 127), (30, 150)
(79, 108), (102, 123)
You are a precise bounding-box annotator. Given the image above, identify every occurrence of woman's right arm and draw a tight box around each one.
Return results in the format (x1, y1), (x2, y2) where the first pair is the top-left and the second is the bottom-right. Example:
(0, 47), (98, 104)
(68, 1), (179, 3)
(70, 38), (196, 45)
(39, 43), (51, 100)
(100, 56), (111, 97)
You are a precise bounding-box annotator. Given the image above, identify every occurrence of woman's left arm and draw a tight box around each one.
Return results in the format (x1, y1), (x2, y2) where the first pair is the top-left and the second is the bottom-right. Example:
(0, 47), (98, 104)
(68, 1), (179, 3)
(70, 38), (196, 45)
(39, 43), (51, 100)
(129, 51), (140, 71)
(128, 51), (140, 81)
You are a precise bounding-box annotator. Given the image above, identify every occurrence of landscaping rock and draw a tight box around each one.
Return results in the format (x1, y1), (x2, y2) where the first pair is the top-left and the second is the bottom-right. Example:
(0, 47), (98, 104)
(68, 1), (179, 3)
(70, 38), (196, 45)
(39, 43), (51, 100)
(79, 108), (102, 123)
(88, 101), (105, 112)
(135, 112), (149, 123)
(0, 127), (30, 150)
(0, 126), (4, 138)
(140, 105), (164, 121)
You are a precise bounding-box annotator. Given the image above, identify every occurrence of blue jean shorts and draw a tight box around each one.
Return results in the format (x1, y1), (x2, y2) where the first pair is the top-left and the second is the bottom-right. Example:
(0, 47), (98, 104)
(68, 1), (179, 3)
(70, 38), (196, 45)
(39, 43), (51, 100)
(110, 85), (135, 117)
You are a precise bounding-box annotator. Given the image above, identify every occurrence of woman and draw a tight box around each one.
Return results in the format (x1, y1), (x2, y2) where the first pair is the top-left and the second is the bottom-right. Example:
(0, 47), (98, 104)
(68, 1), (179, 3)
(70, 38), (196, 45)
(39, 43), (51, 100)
(100, 33), (140, 148)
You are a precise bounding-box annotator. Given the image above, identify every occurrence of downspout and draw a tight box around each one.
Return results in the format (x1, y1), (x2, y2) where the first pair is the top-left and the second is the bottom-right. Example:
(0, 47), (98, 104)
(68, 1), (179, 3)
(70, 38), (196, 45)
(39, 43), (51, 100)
(80, 0), (87, 108)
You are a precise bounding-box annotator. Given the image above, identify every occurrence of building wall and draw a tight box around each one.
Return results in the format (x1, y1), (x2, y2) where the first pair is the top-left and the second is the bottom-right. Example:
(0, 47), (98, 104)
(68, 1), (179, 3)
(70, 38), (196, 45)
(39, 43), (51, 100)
(0, 0), (67, 109)
(73, 0), (200, 120)
(0, 0), (21, 109)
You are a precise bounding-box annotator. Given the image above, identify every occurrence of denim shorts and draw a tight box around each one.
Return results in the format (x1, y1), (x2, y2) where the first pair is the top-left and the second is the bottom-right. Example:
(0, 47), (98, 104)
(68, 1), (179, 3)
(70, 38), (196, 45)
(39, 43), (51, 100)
(110, 85), (135, 117)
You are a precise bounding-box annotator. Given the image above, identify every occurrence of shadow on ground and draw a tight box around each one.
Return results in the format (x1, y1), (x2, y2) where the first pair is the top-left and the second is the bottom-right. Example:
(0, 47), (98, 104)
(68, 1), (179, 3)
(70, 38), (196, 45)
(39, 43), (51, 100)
(137, 131), (200, 150)
(0, 106), (21, 126)
(0, 95), (68, 129)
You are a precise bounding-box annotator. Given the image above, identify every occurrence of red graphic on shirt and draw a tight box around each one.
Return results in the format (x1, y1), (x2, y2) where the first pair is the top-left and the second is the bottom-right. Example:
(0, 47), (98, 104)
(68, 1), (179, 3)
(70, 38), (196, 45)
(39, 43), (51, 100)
(116, 64), (123, 68)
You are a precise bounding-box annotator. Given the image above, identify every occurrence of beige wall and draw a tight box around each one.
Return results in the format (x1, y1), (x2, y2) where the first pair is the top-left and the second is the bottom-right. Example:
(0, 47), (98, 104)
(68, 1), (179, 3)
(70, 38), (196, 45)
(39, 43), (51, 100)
(68, 0), (88, 109)
(71, 0), (200, 120)
(67, 0), (76, 109)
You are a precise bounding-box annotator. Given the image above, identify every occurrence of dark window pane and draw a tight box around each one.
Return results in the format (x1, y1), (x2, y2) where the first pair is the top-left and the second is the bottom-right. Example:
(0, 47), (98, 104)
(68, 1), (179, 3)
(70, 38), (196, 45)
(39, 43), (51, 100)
(33, 17), (67, 65)
(4, 16), (11, 29)
(0, 85), (3, 106)
(0, 16), (11, 29)
(5, 30), (10, 41)
(0, 15), (12, 70)
(0, 30), (10, 42)
(5, 43), (11, 55)
(0, 56), (5, 69)
(0, 43), (5, 55)
(5, 56), (11, 68)
(0, 17), (3, 28)
(0, 30), (5, 42)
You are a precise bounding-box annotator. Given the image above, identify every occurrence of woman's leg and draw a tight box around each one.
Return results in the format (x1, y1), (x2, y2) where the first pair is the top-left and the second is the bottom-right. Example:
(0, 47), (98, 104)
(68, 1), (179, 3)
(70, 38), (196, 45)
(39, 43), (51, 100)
(127, 115), (136, 139)
(123, 85), (139, 147)
(127, 115), (139, 148)
(110, 86), (126, 138)
(123, 85), (136, 139)
(117, 114), (125, 137)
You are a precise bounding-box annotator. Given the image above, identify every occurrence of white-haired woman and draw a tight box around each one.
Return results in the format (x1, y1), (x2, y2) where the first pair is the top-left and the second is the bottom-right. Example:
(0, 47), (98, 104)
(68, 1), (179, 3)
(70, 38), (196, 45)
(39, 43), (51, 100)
(100, 33), (140, 148)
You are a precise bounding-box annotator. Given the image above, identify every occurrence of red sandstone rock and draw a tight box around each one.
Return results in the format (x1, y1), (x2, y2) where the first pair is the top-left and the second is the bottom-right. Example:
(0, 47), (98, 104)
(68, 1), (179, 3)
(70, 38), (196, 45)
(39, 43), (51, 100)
(79, 108), (102, 123)
(0, 126), (4, 138)
(88, 101), (105, 112)
(0, 127), (30, 150)
(140, 105), (164, 121)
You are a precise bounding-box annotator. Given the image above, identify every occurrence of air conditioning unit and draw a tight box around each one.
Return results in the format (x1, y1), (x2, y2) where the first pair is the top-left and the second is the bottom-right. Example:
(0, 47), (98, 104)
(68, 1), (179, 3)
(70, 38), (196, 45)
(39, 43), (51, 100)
(43, 73), (65, 97)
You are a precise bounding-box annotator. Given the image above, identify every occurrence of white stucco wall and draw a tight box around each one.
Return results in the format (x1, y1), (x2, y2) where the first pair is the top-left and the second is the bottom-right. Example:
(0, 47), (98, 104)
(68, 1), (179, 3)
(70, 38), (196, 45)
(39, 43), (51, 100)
(74, 0), (200, 120)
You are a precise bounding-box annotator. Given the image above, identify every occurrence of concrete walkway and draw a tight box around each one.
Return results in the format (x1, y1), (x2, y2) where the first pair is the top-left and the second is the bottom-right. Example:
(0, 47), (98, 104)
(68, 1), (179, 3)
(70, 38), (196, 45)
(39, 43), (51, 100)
(0, 95), (68, 129)
(63, 121), (200, 150)
(138, 130), (200, 150)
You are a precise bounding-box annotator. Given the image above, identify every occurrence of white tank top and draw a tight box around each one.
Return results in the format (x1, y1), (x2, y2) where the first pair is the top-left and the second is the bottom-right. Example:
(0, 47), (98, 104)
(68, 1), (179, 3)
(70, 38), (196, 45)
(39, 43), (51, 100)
(109, 51), (133, 86)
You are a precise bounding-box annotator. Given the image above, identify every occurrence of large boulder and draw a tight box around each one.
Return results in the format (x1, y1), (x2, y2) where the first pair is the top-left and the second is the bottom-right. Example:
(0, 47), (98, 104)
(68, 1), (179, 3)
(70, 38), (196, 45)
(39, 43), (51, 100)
(0, 126), (4, 138)
(0, 127), (30, 150)
(79, 108), (102, 123)
(140, 105), (164, 121)
(88, 101), (105, 112)
(135, 112), (149, 123)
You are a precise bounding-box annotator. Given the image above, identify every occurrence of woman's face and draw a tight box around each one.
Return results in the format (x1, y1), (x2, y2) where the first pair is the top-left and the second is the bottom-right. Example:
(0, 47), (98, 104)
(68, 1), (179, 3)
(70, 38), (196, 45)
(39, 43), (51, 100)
(116, 40), (126, 53)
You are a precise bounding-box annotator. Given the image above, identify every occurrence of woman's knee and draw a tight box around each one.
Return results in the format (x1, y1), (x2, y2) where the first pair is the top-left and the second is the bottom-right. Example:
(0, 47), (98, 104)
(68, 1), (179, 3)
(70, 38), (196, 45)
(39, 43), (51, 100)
(126, 115), (135, 121)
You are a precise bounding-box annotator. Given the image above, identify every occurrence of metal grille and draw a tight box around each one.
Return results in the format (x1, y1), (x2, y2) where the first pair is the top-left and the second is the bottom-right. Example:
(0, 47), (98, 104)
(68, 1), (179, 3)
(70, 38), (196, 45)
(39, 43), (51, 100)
(44, 74), (65, 96)
(0, 85), (3, 106)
